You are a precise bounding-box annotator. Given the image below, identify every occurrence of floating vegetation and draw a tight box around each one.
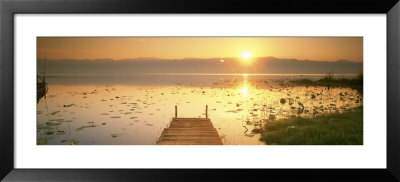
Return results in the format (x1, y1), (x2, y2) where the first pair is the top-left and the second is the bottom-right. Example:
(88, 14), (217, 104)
(56, 119), (65, 122)
(75, 124), (97, 131)
(37, 75), (362, 145)
(49, 111), (61, 115)
(56, 130), (66, 135)
(37, 137), (51, 145)
(45, 121), (62, 126)
(111, 133), (122, 138)
(38, 124), (53, 131)
(60, 139), (80, 145)
(251, 128), (263, 134)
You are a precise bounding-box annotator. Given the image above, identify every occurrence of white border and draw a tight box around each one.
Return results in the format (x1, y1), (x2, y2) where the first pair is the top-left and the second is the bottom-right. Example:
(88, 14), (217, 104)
(15, 14), (386, 168)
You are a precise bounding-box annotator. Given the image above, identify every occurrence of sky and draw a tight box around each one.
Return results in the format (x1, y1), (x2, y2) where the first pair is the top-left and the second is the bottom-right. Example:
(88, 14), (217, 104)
(37, 37), (363, 62)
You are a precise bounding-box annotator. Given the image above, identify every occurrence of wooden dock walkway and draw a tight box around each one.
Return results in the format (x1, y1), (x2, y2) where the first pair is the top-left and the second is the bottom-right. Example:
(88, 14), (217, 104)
(156, 106), (223, 145)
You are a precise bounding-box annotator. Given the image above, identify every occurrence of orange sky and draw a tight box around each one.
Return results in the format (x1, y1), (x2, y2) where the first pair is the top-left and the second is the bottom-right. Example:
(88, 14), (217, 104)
(37, 37), (363, 62)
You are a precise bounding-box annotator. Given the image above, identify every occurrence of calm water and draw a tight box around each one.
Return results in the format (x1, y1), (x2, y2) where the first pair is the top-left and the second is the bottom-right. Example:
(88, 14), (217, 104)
(37, 73), (362, 145)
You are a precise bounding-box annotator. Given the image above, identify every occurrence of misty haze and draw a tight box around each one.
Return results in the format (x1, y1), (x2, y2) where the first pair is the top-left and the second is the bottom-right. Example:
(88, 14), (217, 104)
(37, 57), (362, 74)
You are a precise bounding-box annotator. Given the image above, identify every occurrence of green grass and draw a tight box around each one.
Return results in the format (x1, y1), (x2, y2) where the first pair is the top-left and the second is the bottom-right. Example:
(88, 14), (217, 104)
(290, 72), (363, 94)
(260, 107), (363, 145)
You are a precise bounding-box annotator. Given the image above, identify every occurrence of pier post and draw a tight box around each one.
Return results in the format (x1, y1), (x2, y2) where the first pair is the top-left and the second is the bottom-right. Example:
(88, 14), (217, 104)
(175, 105), (177, 118)
(206, 105), (208, 118)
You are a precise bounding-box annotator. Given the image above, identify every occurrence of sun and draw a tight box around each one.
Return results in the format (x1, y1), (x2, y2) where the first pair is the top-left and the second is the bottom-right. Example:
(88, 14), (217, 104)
(241, 51), (252, 60)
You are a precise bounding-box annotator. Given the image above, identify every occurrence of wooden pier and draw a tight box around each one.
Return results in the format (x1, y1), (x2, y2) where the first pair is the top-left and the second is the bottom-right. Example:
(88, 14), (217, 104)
(156, 106), (223, 145)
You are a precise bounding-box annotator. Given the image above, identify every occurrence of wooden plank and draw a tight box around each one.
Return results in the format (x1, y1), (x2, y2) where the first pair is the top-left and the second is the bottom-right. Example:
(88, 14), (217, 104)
(156, 117), (223, 145)
(163, 132), (219, 135)
(160, 136), (221, 140)
(156, 141), (222, 145)
(164, 128), (217, 130)
(162, 132), (219, 136)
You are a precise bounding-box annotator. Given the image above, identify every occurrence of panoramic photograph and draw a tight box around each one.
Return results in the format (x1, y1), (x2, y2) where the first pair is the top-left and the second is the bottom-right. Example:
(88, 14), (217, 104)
(37, 37), (363, 145)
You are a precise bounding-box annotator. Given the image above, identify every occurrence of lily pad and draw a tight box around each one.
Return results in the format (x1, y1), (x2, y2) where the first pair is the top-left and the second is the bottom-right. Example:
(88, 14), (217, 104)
(38, 124), (53, 130)
(111, 133), (122, 138)
(50, 111), (61, 115)
(56, 130), (66, 135)
(37, 137), (51, 145)
(75, 124), (97, 131)
(46, 121), (62, 126)
(61, 139), (80, 145)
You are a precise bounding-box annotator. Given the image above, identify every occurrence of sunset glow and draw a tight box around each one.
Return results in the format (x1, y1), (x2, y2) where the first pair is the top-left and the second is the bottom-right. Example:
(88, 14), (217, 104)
(241, 51), (252, 60)
(37, 37), (363, 62)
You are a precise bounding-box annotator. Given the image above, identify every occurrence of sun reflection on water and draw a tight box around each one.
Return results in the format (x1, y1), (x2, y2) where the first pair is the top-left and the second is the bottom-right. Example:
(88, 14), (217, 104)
(240, 73), (249, 96)
(241, 85), (248, 96)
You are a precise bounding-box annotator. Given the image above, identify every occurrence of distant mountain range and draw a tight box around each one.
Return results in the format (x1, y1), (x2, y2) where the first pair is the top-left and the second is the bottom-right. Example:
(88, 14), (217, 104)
(37, 57), (363, 74)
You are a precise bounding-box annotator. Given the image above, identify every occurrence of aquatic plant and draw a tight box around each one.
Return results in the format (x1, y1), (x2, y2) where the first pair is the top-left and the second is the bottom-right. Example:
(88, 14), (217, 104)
(260, 107), (363, 145)
(45, 121), (61, 126)
(111, 133), (122, 138)
(75, 124), (97, 131)
(37, 137), (51, 145)
(61, 139), (80, 145)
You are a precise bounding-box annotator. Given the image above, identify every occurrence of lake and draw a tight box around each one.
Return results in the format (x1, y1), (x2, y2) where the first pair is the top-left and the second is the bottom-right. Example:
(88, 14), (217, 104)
(37, 73), (362, 145)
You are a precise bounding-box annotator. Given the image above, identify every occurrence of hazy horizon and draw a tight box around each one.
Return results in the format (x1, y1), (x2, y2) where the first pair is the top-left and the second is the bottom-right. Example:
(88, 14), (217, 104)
(37, 56), (363, 74)
(37, 37), (363, 62)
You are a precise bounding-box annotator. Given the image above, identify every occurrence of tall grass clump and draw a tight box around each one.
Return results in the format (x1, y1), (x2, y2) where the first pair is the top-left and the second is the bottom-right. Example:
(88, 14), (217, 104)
(260, 107), (363, 145)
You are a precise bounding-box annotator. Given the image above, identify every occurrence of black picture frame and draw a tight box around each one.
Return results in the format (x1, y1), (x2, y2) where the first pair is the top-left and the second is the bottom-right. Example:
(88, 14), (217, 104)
(1, 0), (399, 181)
